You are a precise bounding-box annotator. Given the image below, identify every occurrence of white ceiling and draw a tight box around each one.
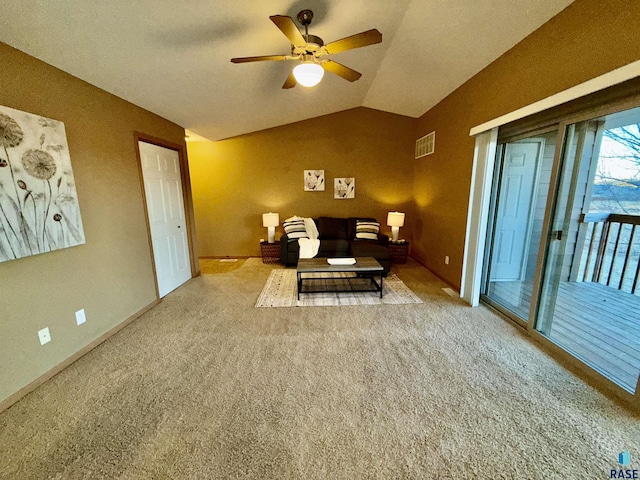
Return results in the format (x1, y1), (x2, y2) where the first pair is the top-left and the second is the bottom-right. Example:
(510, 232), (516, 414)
(1, 0), (574, 141)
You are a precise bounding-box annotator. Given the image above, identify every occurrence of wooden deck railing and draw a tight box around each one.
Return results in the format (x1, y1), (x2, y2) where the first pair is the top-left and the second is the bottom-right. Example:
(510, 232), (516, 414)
(576, 213), (640, 294)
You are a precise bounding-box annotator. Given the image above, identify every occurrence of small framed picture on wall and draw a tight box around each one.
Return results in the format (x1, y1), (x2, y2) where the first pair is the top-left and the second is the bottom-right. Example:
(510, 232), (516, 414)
(334, 178), (355, 199)
(304, 170), (325, 191)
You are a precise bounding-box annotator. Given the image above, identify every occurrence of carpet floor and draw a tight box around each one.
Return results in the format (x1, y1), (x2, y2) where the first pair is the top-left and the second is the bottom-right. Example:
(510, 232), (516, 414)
(1, 258), (638, 479)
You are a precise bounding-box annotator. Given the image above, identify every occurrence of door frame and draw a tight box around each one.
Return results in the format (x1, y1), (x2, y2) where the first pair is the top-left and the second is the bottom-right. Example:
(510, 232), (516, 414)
(134, 132), (199, 300)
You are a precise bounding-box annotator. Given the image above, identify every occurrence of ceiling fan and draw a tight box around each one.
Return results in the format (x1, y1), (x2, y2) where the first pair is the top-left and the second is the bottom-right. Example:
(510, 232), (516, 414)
(230, 9), (382, 89)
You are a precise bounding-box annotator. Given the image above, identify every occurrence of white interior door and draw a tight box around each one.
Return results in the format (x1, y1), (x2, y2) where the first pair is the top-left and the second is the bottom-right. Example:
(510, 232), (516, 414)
(138, 141), (191, 297)
(490, 141), (542, 281)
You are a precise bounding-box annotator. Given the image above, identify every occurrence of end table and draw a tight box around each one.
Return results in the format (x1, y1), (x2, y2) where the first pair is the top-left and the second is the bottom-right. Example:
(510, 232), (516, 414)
(388, 241), (409, 264)
(260, 241), (280, 264)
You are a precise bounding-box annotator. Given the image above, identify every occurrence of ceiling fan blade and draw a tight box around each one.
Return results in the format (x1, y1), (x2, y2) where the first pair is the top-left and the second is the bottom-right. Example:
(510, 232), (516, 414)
(322, 60), (362, 82)
(270, 15), (306, 47)
(231, 55), (289, 63)
(282, 71), (297, 89)
(324, 29), (382, 55)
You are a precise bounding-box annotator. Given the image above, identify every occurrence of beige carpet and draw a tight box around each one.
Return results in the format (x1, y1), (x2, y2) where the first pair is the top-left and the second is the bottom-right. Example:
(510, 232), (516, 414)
(255, 269), (423, 307)
(1, 258), (638, 479)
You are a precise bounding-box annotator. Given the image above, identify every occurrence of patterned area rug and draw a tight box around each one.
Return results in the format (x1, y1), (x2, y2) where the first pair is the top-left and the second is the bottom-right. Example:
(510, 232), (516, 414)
(255, 269), (423, 307)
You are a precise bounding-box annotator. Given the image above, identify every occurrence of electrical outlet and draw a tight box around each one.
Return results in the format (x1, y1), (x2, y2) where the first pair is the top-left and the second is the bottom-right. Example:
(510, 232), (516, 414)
(75, 308), (86, 325)
(38, 327), (51, 345)
(445, 255), (450, 265)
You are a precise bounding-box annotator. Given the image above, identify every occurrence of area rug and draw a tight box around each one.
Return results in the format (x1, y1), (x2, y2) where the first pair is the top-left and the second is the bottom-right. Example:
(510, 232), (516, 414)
(255, 269), (423, 307)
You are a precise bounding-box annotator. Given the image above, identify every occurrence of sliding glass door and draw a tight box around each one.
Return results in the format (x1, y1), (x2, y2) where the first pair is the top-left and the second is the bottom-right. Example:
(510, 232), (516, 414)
(483, 131), (557, 323)
(483, 103), (640, 394)
(536, 110), (640, 393)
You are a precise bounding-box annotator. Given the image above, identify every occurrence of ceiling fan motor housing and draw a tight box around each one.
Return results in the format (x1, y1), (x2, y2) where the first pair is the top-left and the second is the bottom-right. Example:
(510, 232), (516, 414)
(302, 34), (323, 52)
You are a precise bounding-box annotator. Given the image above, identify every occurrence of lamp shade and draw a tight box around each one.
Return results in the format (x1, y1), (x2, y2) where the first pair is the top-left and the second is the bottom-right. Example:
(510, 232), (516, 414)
(262, 212), (280, 227)
(293, 62), (324, 87)
(387, 212), (405, 227)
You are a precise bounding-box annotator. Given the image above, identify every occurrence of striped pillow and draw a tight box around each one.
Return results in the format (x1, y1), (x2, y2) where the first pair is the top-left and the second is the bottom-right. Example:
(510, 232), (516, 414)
(355, 220), (380, 240)
(283, 217), (308, 240)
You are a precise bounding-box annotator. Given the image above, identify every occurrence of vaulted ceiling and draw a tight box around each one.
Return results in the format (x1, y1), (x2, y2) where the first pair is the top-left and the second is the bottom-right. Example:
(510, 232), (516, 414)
(1, 0), (574, 141)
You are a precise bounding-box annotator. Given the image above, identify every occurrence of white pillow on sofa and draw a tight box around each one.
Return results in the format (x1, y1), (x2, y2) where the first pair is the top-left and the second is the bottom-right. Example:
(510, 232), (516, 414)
(355, 220), (380, 240)
(283, 216), (308, 240)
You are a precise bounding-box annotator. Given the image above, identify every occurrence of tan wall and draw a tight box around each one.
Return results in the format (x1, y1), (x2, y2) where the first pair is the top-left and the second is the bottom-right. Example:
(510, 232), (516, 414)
(0, 43), (187, 404)
(188, 107), (416, 257)
(413, 0), (640, 288)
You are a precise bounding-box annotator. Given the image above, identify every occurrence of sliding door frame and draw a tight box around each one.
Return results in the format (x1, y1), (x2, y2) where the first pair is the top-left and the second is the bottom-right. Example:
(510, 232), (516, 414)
(527, 98), (640, 400)
(464, 88), (640, 410)
(481, 136), (548, 329)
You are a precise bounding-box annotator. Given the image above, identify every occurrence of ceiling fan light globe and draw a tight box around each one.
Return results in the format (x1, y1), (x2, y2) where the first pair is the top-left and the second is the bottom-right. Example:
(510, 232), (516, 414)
(293, 62), (324, 87)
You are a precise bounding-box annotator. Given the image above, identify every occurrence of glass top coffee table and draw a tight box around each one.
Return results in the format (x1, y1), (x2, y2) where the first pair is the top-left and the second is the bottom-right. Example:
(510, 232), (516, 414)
(296, 257), (384, 300)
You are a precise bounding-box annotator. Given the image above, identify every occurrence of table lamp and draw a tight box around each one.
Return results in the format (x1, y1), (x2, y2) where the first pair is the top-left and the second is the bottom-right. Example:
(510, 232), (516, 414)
(262, 212), (280, 243)
(387, 212), (405, 242)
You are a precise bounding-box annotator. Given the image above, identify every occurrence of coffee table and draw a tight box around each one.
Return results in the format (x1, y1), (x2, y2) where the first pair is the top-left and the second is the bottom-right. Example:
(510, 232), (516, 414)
(296, 257), (384, 299)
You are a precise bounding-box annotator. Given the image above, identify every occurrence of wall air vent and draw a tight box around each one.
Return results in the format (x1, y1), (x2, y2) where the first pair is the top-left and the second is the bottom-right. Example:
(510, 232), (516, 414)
(415, 131), (435, 158)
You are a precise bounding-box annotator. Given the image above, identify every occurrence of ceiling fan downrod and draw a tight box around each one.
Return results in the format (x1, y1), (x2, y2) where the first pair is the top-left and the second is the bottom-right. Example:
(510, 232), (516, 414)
(296, 9), (323, 50)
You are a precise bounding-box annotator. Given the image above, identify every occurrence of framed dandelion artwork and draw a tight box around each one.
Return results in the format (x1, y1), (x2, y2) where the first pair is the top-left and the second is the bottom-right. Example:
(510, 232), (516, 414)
(334, 177), (355, 199)
(304, 170), (325, 191)
(0, 105), (85, 263)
